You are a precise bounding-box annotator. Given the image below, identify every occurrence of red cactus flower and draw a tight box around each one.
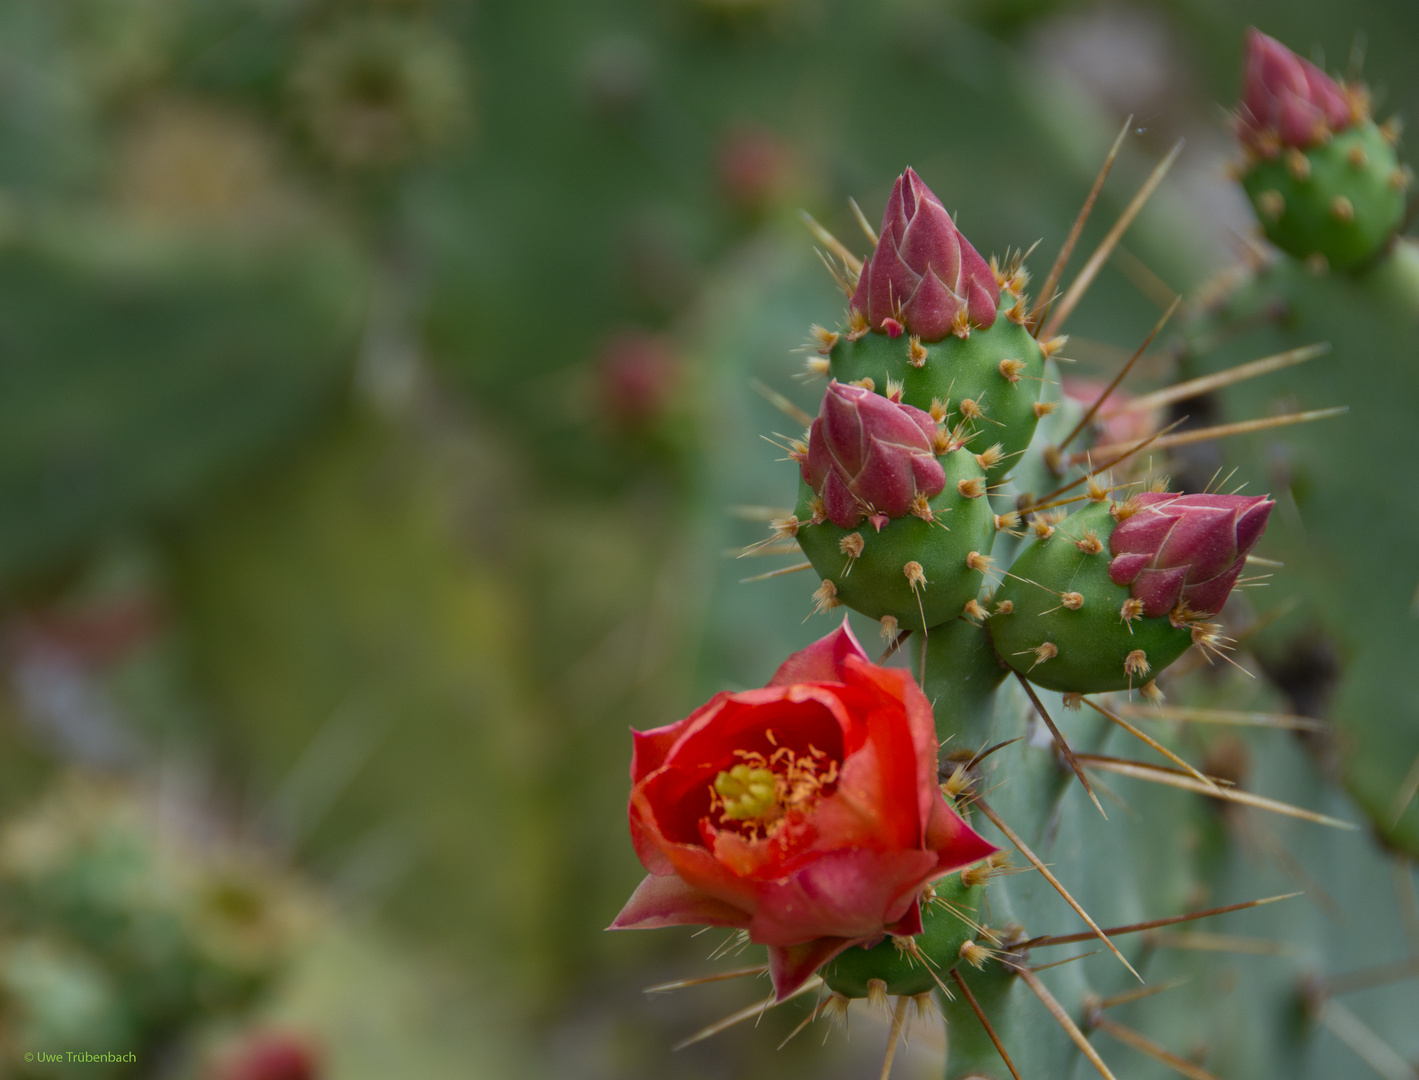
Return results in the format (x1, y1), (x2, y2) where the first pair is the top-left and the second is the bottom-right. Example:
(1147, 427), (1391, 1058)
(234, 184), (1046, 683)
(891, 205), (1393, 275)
(1238, 29), (1353, 155)
(214, 1032), (319, 1080)
(801, 381), (945, 529)
(1108, 493), (1274, 619)
(849, 168), (998, 340)
(611, 621), (997, 1001)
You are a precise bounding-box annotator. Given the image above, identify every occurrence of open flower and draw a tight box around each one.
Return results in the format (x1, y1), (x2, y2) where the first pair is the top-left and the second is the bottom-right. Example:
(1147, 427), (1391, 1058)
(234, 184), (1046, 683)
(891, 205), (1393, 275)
(611, 621), (996, 1000)
(1108, 493), (1274, 619)
(1238, 29), (1353, 155)
(849, 167), (998, 340)
(801, 381), (945, 529)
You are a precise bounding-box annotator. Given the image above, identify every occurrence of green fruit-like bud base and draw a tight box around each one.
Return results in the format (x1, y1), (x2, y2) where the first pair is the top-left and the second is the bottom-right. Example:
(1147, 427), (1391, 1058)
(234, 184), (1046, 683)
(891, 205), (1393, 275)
(987, 501), (1192, 693)
(1243, 120), (1406, 271)
(829, 298), (1043, 477)
(822, 870), (982, 998)
(793, 451), (994, 631)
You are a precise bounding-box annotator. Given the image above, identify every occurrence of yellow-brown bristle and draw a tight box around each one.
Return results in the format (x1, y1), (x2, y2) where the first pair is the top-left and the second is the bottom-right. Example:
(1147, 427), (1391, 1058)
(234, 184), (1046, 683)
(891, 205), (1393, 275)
(999, 358), (1026, 383)
(804, 355), (831, 377)
(932, 429), (954, 454)
(1039, 335), (1068, 359)
(1061, 591), (1084, 610)
(1258, 189), (1285, 222)
(866, 978), (889, 1010)
(839, 532), (864, 558)
(910, 493), (936, 521)
(1086, 474), (1109, 502)
(1331, 195), (1355, 223)
(1111, 496), (1141, 522)
(810, 324), (840, 353)
(1033, 400), (1058, 419)
(904, 561), (927, 588)
(908, 335), (928, 368)
(995, 510), (1021, 532)
(811, 579), (841, 614)
(770, 515), (800, 539)
(958, 477), (987, 499)
(929, 397), (950, 423)
(964, 598), (990, 621)
(1125, 649), (1151, 678)
(846, 307), (870, 340)
(1285, 148), (1311, 181)
(885, 377), (904, 402)
(1006, 297), (1028, 325)
(975, 443), (1005, 470)
(808, 495), (827, 525)
(1119, 597), (1144, 625)
(1030, 515), (1055, 540)
(951, 309), (972, 339)
(959, 398), (984, 420)
(1061, 692), (1083, 710)
(1141, 679), (1164, 702)
(958, 940), (992, 970)
(879, 614), (899, 642)
(1029, 641), (1058, 668)
(850, 376), (875, 392)
(942, 764), (972, 800)
(1148, 476), (1171, 493)
(1075, 530), (1104, 555)
(994, 599), (1014, 615)
(966, 551), (994, 572)
(1347, 144), (1368, 169)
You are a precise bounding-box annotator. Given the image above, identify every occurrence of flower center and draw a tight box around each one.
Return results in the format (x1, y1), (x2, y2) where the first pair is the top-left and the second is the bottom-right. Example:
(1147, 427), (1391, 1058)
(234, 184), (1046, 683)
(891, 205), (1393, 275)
(708, 733), (840, 839)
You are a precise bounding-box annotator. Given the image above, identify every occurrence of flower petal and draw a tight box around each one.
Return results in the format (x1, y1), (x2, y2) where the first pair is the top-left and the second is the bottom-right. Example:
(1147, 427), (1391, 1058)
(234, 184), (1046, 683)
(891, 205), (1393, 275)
(767, 937), (856, 1002)
(767, 619), (869, 687)
(609, 873), (751, 931)
(749, 848), (938, 946)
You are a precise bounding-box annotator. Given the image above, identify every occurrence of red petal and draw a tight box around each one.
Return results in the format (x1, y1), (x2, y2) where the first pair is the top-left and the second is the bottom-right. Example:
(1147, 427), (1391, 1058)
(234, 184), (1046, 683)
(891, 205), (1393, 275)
(609, 873), (752, 931)
(923, 794), (999, 875)
(822, 469), (866, 528)
(898, 199), (962, 282)
(767, 619), (869, 687)
(868, 240), (922, 328)
(966, 278), (999, 330)
(1132, 565), (1189, 619)
(767, 937), (856, 1001)
(1108, 551), (1151, 587)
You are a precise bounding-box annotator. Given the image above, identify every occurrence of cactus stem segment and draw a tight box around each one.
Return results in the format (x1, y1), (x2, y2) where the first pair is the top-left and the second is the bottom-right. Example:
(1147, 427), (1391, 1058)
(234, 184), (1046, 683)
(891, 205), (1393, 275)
(950, 967), (1026, 1080)
(976, 795), (1138, 977)
(1088, 1012), (1223, 1080)
(1014, 964), (1122, 1080)
(1083, 696), (1219, 790)
(1041, 138), (1184, 341)
(1014, 672), (1111, 821)
(1075, 756), (1359, 829)
(1029, 115), (1132, 334)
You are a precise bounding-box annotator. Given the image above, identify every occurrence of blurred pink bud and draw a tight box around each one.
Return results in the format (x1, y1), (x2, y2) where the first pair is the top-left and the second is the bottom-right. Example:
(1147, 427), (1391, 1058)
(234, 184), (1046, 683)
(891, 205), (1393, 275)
(1061, 379), (1160, 449)
(596, 330), (680, 428)
(1238, 29), (1352, 154)
(849, 168), (998, 341)
(802, 381), (945, 528)
(1108, 493), (1274, 619)
(215, 1033), (319, 1080)
(717, 126), (793, 212)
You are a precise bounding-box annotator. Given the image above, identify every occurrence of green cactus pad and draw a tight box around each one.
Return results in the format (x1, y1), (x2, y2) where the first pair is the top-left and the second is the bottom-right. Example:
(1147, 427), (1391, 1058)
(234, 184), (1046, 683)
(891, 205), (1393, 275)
(827, 298), (1045, 479)
(821, 870), (982, 998)
(987, 501), (1193, 693)
(792, 450), (995, 631)
(1242, 120), (1407, 271)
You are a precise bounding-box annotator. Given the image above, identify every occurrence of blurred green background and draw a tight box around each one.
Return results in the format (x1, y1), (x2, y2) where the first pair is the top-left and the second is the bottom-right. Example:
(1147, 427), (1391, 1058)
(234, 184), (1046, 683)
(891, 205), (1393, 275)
(0, 0), (1413, 1077)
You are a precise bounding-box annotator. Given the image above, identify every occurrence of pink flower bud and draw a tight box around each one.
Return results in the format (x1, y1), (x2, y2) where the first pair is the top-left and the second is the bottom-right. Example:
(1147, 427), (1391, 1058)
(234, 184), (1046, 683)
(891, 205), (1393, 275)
(1238, 29), (1352, 154)
(596, 330), (680, 428)
(214, 1033), (319, 1080)
(1108, 493), (1274, 619)
(848, 168), (998, 341)
(802, 382), (945, 529)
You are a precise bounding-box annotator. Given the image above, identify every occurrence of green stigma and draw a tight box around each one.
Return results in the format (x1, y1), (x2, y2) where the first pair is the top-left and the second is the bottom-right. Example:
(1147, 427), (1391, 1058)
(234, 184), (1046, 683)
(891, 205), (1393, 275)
(713, 764), (780, 821)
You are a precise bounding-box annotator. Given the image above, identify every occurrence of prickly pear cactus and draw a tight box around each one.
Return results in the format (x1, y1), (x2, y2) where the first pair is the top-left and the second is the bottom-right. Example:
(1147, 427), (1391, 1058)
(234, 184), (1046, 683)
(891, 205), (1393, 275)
(1182, 30), (1419, 857)
(613, 30), (1419, 1080)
